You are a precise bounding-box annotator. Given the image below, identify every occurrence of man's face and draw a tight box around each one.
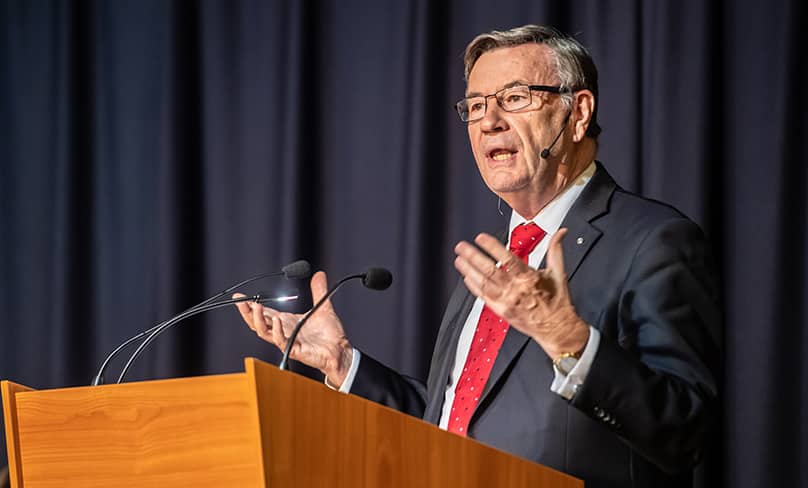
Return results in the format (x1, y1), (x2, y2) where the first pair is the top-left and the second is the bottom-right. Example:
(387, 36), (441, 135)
(466, 43), (567, 200)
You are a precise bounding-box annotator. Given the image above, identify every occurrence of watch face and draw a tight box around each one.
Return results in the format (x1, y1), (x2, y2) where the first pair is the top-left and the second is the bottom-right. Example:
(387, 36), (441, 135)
(558, 356), (578, 375)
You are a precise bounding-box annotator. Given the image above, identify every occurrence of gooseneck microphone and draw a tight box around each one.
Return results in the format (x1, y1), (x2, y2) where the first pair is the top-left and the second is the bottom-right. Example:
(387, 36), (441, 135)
(91, 259), (311, 386)
(540, 111), (572, 159)
(278, 267), (393, 371)
(115, 294), (296, 384)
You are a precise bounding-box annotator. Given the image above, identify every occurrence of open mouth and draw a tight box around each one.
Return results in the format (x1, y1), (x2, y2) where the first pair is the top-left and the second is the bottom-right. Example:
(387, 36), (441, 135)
(488, 149), (517, 161)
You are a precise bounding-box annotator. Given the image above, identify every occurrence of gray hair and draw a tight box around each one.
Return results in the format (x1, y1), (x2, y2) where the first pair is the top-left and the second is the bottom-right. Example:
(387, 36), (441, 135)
(464, 25), (601, 139)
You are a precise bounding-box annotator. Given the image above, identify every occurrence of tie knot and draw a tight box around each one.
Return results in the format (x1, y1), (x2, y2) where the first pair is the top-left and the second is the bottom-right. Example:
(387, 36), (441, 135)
(509, 222), (546, 259)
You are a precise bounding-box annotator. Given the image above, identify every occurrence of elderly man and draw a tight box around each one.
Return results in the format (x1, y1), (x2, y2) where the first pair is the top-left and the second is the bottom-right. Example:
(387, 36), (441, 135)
(236, 25), (720, 488)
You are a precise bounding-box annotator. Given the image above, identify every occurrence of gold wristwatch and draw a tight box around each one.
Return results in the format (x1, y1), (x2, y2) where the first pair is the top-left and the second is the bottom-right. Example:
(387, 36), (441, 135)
(553, 350), (583, 376)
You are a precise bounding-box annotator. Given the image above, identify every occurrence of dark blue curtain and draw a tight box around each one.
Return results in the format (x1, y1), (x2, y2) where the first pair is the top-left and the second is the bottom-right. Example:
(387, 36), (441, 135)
(1, 1), (806, 487)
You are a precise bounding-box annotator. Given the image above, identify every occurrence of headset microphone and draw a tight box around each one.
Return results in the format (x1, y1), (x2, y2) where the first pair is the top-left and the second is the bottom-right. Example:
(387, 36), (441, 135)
(540, 111), (572, 159)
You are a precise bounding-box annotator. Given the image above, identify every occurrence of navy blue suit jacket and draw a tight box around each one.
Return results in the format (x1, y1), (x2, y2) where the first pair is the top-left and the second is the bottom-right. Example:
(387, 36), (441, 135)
(351, 162), (721, 488)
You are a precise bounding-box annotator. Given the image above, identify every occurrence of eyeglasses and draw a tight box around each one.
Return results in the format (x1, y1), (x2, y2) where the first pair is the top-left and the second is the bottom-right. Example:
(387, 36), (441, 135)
(455, 84), (569, 122)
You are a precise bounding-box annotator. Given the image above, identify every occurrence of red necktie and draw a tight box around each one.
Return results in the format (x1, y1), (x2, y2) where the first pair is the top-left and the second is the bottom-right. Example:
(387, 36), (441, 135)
(446, 222), (546, 436)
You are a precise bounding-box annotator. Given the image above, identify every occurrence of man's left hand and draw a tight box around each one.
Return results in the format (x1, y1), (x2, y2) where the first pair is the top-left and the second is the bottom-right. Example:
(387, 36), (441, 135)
(454, 228), (590, 360)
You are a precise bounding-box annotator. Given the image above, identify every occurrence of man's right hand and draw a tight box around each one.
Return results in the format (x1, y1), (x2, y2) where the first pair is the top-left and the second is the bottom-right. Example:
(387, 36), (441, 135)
(234, 271), (354, 387)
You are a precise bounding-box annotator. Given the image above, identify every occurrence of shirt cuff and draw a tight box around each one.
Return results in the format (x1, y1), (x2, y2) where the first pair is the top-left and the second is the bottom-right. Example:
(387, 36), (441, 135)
(324, 348), (361, 393)
(550, 326), (600, 400)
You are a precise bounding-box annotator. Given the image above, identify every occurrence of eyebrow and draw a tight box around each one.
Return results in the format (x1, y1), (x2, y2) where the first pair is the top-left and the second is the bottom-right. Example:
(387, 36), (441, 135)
(465, 80), (530, 98)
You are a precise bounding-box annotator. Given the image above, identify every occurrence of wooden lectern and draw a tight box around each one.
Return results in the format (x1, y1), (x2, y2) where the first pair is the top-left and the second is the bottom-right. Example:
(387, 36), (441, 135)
(3, 358), (582, 487)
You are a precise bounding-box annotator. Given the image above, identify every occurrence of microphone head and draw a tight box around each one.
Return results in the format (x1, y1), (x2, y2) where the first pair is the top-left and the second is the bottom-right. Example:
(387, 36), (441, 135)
(361, 267), (393, 290)
(282, 260), (312, 280)
(540, 148), (550, 159)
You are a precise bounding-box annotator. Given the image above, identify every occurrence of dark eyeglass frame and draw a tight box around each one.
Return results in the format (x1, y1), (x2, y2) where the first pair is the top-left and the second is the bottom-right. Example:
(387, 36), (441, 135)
(455, 84), (570, 122)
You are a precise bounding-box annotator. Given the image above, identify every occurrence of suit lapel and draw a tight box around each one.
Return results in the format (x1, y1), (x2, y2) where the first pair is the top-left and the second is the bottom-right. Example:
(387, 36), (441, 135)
(474, 162), (615, 416)
(557, 161), (613, 279)
(423, 229), (510, 424)
(423, 285), (477, 424)
(477, 321), (533, 404)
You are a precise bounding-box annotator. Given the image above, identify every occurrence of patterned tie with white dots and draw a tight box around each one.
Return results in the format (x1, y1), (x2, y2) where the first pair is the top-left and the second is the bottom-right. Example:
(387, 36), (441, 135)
(446, 222), (546, 436)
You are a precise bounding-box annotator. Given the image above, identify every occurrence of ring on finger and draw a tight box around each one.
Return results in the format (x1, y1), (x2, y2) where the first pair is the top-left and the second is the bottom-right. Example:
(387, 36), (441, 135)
(499, 256), (517, 273)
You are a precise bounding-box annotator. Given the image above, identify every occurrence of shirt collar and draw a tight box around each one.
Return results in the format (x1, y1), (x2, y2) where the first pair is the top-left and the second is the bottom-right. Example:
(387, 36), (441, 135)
(508, 161), (597, 239)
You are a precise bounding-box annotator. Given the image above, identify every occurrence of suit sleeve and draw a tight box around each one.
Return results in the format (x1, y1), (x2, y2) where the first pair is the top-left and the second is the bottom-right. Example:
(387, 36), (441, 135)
(349, 352), (428, 418)
(570, 217), (722, 474)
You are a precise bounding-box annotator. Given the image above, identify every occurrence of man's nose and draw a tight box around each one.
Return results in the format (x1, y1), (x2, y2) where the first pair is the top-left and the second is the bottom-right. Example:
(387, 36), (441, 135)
(480, 97), (508, 132)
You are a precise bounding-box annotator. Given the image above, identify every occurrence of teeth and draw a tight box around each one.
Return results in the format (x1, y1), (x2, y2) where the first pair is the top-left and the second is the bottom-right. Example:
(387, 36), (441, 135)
(492, 151), (513, 161)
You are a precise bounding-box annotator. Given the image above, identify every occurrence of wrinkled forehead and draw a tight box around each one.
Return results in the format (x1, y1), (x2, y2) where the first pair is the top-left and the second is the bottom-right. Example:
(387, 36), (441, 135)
(466, 43), (558, 96)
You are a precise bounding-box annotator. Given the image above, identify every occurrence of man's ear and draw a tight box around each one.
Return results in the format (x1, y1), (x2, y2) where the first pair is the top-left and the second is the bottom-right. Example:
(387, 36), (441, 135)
(571, 90), (595, 142)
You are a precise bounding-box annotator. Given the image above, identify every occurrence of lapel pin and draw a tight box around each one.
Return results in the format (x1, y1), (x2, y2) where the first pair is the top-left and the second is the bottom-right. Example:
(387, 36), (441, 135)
(576, 237), (584, 245)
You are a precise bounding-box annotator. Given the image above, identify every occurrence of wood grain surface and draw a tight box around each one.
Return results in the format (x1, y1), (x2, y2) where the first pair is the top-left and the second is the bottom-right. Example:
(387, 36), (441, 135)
(246, 358), (582, 488)
(3, 360), (583, 487)
(7, 374), (263, 487)
(2, 381), (33, 488)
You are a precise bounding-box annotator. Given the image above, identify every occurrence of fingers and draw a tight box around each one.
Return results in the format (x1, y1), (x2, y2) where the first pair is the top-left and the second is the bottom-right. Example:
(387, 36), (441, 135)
(472, 233), (530, 278)
(454, 232), (534, 300)
(470, 228), (567, 276)
(310, 271), (331, 308)
(454, 242), (494, 283)
(233, 293), (256, 330)
(233, 292), (280, 345)
(473, 233), (515, 264)
(252, 301), (270, 336)
(270, 315), (287, 349)
(248, 301), (292, 352)
(454, 240), (504, 300)
(455, 241), (499, 277)
(545, 228), (568, 276)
